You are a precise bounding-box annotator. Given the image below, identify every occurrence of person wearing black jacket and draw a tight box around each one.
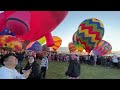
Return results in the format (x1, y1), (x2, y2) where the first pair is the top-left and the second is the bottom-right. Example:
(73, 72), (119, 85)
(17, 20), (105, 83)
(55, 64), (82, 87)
(20, 56), (40, 79)
(16, 51), (25, 70)
(65, 54), (80, 79)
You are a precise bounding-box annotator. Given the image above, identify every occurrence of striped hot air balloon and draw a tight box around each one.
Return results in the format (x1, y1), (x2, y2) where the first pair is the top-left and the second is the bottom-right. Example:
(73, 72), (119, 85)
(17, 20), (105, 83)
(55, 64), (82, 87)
(51, 36), (62, 51)
(37, 36), (46, 45)
(76, 18), (104, 53)
(72, 31), (84, 52)
(92, 40), (112, 56)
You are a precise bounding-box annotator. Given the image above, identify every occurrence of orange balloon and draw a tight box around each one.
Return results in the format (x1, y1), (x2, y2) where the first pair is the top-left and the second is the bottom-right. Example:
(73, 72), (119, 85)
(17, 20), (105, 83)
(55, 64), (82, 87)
(0, 35), (22, 51)
(51, 36), (62, 51)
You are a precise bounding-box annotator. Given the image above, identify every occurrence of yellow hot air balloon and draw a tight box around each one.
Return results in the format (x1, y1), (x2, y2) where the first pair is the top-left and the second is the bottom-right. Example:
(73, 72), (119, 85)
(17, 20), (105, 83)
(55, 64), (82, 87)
(37, 36), (46, 45)
(0, 35), (22, 51)
(51, 36), (62, 51)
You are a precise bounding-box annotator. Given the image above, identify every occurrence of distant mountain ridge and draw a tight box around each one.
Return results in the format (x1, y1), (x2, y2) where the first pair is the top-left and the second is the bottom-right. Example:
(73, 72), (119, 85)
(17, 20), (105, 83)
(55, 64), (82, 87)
(57, 47), (120, 54)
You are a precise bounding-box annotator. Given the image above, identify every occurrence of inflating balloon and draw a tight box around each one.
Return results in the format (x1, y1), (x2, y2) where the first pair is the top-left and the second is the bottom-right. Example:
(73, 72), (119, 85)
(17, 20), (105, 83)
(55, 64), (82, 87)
(51, 36), (62, 51)
(45, 33), (54, 47)
(72, 31), (84, 52)
(0, 12), (6, 32)
(2, 11), (68, 47)
(0, 11), (16, 32)
(76, 18), (104, 53)
(0, 35), (22, 51)
(37, 36), (46, 45)
(6, 11), (31, 35)
(92, 40), (112, 56)
(68, 42), (76, 53)
(26, 41), (42, 52)
(0, 27), (15, 36)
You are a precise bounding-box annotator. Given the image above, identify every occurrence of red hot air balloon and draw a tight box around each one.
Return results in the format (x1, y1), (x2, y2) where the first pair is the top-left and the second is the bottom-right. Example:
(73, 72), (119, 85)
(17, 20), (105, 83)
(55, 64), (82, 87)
(2, 11), (68, 47)
(6, 11), (31, 35)
(0, 12), (6, 32)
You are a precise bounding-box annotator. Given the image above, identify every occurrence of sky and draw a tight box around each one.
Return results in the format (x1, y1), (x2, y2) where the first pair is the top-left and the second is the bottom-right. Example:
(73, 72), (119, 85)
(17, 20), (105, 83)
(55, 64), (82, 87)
(0, 11), (120, 51)
(51, 11), (120, 51)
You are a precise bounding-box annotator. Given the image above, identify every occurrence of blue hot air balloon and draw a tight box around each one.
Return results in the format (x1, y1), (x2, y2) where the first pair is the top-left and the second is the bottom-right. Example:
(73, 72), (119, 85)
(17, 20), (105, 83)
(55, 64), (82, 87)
(26, 41), (42, 52)
(0, 27), (15, 36)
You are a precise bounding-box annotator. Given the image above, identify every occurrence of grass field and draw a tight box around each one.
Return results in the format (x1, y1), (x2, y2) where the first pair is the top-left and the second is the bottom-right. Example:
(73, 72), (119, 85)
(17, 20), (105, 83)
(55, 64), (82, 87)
(22, 60), (120, 79)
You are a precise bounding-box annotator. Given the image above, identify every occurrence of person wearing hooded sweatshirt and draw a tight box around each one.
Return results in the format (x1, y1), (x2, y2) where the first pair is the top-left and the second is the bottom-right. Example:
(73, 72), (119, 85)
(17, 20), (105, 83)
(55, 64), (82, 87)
(65, 54), (80, 79)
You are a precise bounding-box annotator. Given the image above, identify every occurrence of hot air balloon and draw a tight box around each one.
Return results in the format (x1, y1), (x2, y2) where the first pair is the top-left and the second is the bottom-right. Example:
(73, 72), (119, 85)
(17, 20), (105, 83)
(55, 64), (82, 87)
(76, 18), (104, 53)
(0, 12), (6, 32)
(0, 35), (22, 51)
(68, 42), (76, 53)
(37, 36), (46, 45)
(6, 11), (31, 35)
(72, 31), (84, 52)
(0, 27), (15, 36)
(51, 36), (62, 51)
(26, 41), (42, 52)
(1, 11), (68, 47)
(92, 40), (112, 56)
(106, 50), (112, 54)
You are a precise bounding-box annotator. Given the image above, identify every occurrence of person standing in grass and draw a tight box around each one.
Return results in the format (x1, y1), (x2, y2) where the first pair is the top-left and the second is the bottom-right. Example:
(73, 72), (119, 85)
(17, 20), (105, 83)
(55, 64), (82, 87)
(65, 54), (80, 79)
(40, 51), (48, 79)
(112, 55), (119, 68)
(94, 55), (97, 66)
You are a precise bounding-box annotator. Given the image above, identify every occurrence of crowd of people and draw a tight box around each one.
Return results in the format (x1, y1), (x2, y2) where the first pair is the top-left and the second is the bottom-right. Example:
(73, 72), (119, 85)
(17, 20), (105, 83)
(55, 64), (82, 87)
(0, 48), (120, 79)
(0, 48), (49, 79)
(46, 52), (120, 69)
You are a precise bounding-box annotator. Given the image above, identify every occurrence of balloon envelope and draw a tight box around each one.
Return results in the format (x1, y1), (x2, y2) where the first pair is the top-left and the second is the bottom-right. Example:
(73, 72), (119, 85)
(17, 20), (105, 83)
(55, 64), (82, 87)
(0, 35), (22, 51)
(72, 31), (84, 52)
(3, 11), (68, 47)
(0, 27), (15, 36)
(92, 40), (112, 56)
(0, 12), (6, 32)
(76, 18), (104, 53)
(26, 41), (42, 52)
(51, 36), (62, 51)
(6, 11), (31, 35)
(37, 36), (46, 45)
